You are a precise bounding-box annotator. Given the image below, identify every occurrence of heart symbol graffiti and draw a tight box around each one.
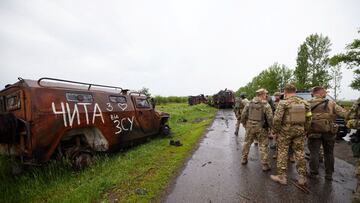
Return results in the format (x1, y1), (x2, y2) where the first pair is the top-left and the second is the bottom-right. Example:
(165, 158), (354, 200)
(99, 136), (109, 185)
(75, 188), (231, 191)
(118, 103), (128, 111)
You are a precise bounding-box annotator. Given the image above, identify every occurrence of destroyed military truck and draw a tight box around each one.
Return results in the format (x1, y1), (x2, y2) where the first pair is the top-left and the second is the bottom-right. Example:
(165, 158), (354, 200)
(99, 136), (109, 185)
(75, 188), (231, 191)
(0, 77), (170, 170)
(212, 89), (235, 108)
(188, 94), (207, 106)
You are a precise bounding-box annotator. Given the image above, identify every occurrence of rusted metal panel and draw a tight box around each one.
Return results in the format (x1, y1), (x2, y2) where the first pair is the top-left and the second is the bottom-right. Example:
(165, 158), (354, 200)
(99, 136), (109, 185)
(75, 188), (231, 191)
(0, 77), (170, 166)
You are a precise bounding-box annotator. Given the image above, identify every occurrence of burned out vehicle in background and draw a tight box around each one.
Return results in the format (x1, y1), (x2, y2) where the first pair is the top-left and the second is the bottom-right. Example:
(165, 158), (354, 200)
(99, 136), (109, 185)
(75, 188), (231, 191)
(188, 94), (207, 106)
(212, 89), (235, 108)
(0, 78), (170, 170)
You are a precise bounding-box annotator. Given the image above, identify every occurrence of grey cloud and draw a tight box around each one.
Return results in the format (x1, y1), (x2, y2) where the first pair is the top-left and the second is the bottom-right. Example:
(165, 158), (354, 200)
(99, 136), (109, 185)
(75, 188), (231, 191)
(0, 0), (359, 98)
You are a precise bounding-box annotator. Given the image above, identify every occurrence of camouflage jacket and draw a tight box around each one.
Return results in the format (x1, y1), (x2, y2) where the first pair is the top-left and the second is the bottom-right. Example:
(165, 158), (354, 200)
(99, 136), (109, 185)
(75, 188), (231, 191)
(240, 97), (273, 129)
(308, 96), (347, 137)
(347, 98), (360, 120)
(274, 99), (280, 109)
(272, 95), (312, 134)
(347, 97), (360, 129)
(308, 96), (347, 118)
(234, 98), (249, 118)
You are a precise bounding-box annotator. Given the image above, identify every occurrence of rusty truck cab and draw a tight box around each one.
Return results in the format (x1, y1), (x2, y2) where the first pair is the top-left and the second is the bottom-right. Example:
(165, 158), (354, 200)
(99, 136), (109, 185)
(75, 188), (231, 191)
(0, 78), (170, 169)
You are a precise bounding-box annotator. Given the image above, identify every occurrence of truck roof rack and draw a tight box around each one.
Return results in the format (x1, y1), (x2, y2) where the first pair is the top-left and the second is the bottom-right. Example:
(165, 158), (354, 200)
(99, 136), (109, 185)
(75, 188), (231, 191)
(37, 77), (123, 92)
(129, 91), (147, 97)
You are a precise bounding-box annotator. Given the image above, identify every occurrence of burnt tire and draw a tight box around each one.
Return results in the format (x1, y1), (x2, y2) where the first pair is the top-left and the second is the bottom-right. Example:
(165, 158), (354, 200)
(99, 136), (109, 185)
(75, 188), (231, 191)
(71, 149), (94, 171)
(161, 125), (170, 136)
(11, 161), (23, 176)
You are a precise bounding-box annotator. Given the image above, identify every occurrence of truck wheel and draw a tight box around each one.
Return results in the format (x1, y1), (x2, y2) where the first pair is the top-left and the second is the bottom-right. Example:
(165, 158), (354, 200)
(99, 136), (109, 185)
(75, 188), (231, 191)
(11, 161), (23, 175)
(71, 149), (94, 170)
(161, 125), (170, 136)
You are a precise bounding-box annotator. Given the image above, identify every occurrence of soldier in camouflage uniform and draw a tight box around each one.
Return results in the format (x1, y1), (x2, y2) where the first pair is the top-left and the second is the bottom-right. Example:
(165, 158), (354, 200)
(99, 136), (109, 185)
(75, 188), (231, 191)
(271, 92), (295, 162)
(273, 92), (282, 106)
(346, 97), (360, 202)
(234, 93), (249, 136)
(270, 84), (312, 186)
(307, 86), (347, 181)
(241, 88), (273, 171)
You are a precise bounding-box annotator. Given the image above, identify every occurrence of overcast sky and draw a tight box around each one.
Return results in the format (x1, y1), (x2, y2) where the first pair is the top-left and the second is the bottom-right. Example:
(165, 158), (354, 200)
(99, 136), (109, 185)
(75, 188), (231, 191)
(0, 0), (359, 99)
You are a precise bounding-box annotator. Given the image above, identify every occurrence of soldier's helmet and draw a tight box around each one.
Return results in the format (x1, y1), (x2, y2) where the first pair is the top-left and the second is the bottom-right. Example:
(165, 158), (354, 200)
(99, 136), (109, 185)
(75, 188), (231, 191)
(240, 93), (247, 99)
(273, 92), (281, 97)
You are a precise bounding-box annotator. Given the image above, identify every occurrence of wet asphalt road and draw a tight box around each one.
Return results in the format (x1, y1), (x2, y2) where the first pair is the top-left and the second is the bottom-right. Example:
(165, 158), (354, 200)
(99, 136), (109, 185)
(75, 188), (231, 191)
(165, 109), (357, 203)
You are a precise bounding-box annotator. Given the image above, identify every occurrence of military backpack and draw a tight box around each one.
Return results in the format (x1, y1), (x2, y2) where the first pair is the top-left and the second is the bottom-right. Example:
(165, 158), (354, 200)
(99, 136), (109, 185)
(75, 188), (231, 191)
(309, 99), (338, 134)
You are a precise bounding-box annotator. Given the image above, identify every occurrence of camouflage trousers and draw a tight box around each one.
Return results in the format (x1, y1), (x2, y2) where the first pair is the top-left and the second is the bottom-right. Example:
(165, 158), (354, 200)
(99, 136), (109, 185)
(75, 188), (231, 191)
(235, 117), (241, 134)
(276, 127), (306, 177)
(354, 158), (360, 203)
(241, 123), (269, 166)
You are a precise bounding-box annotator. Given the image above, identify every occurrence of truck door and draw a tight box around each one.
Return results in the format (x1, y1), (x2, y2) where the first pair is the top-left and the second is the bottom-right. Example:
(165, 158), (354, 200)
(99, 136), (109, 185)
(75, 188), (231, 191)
(134, 97), (156, 134)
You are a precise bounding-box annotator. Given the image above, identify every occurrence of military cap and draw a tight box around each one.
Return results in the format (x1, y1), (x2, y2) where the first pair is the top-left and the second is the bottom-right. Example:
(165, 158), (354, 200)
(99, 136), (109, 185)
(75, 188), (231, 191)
(312, 86), (325, 93)
(273, 92), (281, 96)
(284, 84), (297, 93)
(256, 88), (268, 95)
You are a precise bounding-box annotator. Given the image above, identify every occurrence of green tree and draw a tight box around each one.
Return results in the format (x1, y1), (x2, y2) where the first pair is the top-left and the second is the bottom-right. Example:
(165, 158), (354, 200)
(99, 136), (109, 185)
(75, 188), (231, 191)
(294, 33), (332, 89)
(330, 29), (360, 90)
(329, 64), (342, 101)
(294, 43), (310, 89)
(138, 87), (151, 97)
(277, 63), (293, 91)
(236, 63), (293, 98)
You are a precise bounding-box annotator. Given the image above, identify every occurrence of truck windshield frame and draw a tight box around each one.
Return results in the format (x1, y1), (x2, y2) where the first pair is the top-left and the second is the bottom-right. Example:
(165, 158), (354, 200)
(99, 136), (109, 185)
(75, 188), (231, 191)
(136, 98), (151, 108)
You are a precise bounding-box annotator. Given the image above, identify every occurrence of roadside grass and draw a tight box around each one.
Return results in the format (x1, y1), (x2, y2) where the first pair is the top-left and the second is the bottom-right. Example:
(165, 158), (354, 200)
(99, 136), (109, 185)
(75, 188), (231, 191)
(0, 103), (217, 203)
(339, 100), (356, 109)
(153, 96), (188, 104)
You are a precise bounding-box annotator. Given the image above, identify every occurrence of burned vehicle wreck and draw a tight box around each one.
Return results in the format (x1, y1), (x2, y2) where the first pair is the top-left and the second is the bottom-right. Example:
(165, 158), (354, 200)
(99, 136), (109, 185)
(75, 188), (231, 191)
(212, 89), (235, 109)
(0, 77), (170, 170)
(188, 94), (207, 106)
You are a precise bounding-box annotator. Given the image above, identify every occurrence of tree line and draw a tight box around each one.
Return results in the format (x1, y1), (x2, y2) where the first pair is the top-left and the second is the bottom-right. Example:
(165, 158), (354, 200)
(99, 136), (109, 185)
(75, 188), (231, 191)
(236, 30), (360, 100)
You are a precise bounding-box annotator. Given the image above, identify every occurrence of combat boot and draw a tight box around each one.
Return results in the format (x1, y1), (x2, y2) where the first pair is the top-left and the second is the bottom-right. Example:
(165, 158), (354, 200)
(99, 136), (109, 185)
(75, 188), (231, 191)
(270, 175), (287, 185)
(262, 164), (271, 172)
(241, 158), (247, 165)
(297, 175), (306, 186)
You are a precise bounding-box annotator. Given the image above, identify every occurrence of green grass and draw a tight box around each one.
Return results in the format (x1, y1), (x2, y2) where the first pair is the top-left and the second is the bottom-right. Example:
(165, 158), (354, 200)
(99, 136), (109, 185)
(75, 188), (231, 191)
(153, 96), (188, 104)
(338, 100), (355, 109)
(0, 103), (217, 203)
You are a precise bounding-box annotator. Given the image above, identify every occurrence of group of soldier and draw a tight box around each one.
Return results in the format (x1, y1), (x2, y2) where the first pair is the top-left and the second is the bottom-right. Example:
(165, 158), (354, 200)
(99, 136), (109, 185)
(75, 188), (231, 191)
(233, 84), (360, 200)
